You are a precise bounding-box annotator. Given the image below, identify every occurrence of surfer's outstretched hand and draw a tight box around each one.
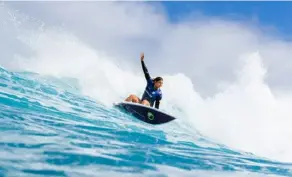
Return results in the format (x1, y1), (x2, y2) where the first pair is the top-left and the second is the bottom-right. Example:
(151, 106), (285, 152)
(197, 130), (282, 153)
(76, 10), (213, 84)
(140, 52), (144, 61)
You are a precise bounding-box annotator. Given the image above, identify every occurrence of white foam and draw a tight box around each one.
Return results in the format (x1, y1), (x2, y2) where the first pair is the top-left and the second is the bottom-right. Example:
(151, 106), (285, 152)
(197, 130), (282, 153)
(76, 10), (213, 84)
(161, 52), (292, 163)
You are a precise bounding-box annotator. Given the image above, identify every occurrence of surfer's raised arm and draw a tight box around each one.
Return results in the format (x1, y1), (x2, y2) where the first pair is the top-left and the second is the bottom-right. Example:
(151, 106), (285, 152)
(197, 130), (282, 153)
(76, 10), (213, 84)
(141, 52), (151, 81)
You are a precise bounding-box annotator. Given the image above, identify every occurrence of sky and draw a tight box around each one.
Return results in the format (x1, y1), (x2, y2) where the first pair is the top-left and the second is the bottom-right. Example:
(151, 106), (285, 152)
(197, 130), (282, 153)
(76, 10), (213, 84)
(160, 1), (292, 40)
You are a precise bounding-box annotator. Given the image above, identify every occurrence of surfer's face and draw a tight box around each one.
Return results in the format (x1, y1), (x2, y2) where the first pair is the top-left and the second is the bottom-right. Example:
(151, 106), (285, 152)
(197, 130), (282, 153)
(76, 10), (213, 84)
(154, 80), (163, 89)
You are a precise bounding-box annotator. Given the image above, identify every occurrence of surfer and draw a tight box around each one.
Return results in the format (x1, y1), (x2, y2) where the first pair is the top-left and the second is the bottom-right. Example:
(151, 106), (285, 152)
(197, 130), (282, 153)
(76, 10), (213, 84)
(125, 52), (163, 109)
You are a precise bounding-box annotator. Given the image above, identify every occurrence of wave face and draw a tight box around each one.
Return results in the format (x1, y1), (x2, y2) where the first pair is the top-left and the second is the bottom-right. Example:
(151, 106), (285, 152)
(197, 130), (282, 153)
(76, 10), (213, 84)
(1, 67), (292, 177)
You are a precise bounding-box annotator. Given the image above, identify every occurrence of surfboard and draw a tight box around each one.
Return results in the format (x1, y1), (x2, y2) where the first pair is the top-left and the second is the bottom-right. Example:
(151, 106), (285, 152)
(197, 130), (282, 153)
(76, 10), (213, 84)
(113, 101), (176, 125)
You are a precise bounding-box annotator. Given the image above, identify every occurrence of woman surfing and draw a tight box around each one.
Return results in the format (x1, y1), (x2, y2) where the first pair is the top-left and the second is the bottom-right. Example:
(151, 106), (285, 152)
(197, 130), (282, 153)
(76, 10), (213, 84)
(125, 52), (163, 109)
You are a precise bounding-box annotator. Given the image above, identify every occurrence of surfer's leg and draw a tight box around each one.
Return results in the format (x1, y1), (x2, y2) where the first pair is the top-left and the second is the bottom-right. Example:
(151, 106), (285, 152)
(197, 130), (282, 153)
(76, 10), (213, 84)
(125, 94), (140, 103)
(141, 99), (150, 106)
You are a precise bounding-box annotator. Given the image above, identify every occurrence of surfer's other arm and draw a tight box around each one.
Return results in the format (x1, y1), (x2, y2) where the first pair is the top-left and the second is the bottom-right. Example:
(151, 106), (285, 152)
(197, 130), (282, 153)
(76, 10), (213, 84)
(155, 100), (160, 109)
(141, 52), (151, 81)
(154, 94), (162, 109)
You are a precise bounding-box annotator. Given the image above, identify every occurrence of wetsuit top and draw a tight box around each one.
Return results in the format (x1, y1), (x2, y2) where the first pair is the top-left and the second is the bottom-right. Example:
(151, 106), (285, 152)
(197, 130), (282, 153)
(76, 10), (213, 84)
(141, 60), (162, 109)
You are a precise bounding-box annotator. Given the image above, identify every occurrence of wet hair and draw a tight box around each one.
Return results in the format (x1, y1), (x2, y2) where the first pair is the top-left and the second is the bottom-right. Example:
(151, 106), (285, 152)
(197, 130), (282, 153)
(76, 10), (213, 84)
(152, 76), (163, 82)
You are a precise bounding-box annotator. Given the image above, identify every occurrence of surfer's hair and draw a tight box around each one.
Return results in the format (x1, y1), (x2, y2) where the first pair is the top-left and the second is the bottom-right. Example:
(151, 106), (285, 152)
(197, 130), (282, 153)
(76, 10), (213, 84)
(152, 77), (163, 82)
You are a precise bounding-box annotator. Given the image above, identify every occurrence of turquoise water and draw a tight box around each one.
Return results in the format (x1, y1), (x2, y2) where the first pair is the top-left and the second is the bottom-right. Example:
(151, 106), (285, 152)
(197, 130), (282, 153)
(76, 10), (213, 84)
(1, 66), (292, 177)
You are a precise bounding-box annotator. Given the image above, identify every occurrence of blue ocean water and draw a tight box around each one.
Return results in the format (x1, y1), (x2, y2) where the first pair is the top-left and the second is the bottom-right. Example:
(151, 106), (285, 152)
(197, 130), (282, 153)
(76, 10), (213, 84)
(1, 66), (292, 177)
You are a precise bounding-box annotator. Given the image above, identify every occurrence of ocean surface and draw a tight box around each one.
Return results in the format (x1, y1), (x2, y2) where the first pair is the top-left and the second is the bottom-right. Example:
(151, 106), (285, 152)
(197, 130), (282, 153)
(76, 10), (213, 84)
(1, 67), (292, 177)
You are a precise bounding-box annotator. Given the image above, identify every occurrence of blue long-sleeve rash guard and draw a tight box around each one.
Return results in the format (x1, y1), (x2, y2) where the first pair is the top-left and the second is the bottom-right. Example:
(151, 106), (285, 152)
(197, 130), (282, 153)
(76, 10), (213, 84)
(140, 60), (162, 109)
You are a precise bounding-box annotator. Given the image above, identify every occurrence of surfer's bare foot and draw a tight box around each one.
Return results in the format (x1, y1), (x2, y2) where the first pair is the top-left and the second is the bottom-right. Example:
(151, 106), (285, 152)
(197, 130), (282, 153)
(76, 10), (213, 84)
(141, 99), (150, 106)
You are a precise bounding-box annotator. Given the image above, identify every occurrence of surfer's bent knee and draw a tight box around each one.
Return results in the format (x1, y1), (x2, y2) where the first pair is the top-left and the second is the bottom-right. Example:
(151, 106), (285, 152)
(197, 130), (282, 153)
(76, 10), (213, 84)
(125, 94), (140, 103)
(132, 95), (140, 103)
